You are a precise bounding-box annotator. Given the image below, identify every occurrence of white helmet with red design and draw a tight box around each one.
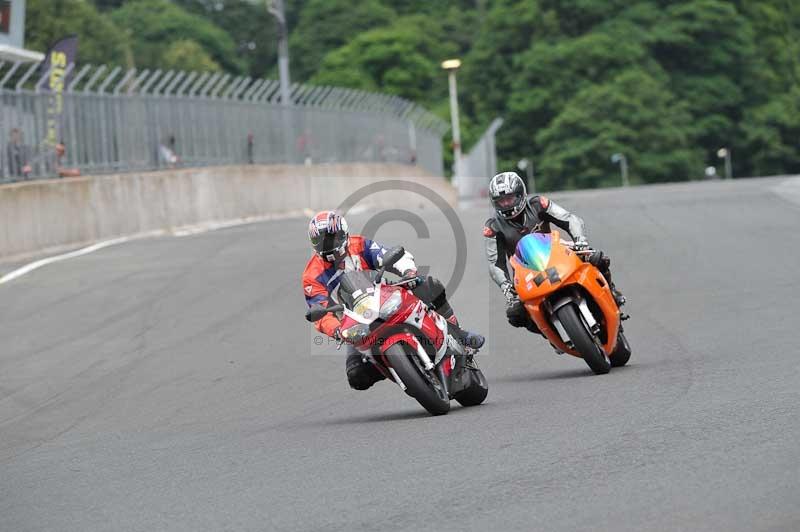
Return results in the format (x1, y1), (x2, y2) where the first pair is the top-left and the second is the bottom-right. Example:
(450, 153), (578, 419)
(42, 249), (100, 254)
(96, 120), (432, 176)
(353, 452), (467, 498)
(308, 210), (350, 262)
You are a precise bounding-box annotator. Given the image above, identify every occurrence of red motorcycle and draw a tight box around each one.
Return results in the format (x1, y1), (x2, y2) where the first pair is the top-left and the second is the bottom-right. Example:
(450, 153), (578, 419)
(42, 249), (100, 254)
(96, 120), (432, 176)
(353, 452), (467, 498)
(306, 247), (488, 415)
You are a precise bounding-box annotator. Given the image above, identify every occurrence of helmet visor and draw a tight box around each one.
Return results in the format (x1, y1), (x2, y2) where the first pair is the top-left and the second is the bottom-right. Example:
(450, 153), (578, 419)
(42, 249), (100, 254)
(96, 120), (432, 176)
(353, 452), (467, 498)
(492, 192), (525, 216)
(312, 231), (347, 256)
(495, 194), (519, 209)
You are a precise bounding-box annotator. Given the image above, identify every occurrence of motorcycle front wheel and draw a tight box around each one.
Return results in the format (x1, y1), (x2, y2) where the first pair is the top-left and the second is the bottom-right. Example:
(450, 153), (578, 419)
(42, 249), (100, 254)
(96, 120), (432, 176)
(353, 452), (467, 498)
(385, 344), (450, 415)
(555, 303), (611, 375)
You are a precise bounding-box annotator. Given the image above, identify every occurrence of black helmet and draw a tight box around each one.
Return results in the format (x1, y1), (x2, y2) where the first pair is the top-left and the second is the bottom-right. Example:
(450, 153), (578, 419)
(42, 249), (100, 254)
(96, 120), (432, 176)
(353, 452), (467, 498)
(489, 172), (527, 219)
(308, 210), (349, 262)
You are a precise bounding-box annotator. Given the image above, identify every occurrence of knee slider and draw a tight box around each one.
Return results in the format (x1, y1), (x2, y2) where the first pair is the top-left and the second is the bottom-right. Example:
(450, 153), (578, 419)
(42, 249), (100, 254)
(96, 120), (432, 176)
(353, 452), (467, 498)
(506, 301), (529, 327)
(347, 366), (375, 390)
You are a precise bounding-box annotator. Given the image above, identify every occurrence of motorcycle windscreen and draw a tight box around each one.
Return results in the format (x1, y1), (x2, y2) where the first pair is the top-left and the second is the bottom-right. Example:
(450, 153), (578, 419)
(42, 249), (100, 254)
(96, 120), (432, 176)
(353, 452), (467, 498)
(337, 270), (378, 309)
(514, 233), (553, 272)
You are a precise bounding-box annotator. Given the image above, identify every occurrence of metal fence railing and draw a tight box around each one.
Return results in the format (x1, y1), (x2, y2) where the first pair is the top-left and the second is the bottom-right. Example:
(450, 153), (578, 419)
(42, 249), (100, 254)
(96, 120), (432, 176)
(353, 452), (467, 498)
(0, 62), (448, 184)
(457, 117), (503, 198)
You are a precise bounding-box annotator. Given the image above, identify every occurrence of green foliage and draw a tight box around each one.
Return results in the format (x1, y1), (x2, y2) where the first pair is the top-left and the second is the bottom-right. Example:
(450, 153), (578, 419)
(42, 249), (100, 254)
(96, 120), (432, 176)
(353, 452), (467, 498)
(162, 39), (221, 72)
(89, 0), (125, 10)
(27, 0), (130, 66)
(290, 0), (396, 81)
(535, 70), (701, 189)
(461, 0), (800, 187)
(110, 0), (245, 73)
(311, 16), (456, 105)
(743, 86), (800, 176)
(171, 0), (281, 79)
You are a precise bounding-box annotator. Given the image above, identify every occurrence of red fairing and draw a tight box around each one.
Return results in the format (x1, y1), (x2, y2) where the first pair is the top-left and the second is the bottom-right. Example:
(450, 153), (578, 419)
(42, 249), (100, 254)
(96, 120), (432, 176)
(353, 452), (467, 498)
(380, 332), (418, 354)
(418, 310), (445, 351)
(441, 355), (453, 376)
(381, 285), (415, 324)
(341, 284), (444, 358)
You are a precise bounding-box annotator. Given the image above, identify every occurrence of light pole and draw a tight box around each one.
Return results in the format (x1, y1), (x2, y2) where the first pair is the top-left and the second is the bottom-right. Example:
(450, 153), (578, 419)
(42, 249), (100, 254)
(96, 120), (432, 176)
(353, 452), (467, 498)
(442, 59), (462, 181)
(611, 153), (630, 187)
(266, 0), (292, 106)
(517, 158), (535, 193)
(717, 147), (732, 179)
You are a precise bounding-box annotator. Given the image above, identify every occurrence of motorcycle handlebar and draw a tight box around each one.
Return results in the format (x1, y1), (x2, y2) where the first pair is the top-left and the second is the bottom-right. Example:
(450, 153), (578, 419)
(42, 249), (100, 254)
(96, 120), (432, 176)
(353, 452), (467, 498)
(386, 276), (422, 287)
(560, 239), (594, 254)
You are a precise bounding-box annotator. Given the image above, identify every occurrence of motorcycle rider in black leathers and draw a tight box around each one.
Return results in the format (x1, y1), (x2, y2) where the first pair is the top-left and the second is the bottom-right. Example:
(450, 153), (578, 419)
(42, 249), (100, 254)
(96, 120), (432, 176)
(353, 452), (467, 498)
(483, 172), (626, 336)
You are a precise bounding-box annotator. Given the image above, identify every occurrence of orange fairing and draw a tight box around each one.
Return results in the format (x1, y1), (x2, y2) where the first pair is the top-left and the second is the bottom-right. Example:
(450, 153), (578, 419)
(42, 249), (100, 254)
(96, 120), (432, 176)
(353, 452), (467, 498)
(510, 231), (620, 358)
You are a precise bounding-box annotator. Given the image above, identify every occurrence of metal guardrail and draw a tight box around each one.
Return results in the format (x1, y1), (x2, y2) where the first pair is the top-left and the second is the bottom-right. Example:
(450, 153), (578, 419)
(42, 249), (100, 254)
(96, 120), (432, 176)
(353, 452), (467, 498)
(0, 61), (448, 183)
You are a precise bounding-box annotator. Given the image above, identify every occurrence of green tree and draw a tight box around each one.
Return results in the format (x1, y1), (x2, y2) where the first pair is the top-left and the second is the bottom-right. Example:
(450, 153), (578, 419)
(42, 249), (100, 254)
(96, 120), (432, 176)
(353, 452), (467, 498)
(535, 70), (701, 189)
(89, 0), (125, 10)
(290, 0), (395, 81)
(26, 0), (130, 65)
(646, 1), (758, 167)
(162, 39), (221, 72)
(743, 87), (800, 176)
(172, 0), (281, 79)
(460, 0), (550, 126)
(311, 16), (456, 104)
(111, 0), (245, 73)
(502, 26), (658, 174)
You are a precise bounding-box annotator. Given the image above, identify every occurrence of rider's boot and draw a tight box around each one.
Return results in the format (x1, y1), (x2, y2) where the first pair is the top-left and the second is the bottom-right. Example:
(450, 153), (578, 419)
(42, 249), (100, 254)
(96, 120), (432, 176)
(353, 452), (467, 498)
(445, 315), (485, 350)
(445, 315), (483, 368)
(346, 352), (385, 390)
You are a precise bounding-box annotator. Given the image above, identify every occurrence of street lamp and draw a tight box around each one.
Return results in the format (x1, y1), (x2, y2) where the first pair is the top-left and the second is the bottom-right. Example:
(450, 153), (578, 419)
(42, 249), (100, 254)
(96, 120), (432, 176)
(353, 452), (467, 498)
(247, 0), (292, 105)
(442, 59), (462, 181)
(517, 158), (535, 193)
(717, 147), (732, 180)
(611, 153), (630, 187)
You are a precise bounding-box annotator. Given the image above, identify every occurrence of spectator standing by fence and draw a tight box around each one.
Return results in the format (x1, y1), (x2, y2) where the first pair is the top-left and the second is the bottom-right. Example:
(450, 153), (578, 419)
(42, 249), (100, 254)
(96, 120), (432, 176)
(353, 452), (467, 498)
(7, 129), (32, 179)
(159, 135), (179, 168)
(52, 143), (81, 178)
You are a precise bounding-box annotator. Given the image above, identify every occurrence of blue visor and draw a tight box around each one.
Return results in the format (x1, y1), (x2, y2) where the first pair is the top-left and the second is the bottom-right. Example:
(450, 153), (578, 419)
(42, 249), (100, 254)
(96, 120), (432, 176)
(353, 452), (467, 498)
(515, 233), (552, 271)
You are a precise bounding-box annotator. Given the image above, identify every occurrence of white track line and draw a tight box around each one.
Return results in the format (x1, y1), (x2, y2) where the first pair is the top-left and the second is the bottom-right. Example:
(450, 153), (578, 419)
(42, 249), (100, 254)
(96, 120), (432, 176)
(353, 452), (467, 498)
(0, 209), (315, 286)
(0, 233), (163, 285)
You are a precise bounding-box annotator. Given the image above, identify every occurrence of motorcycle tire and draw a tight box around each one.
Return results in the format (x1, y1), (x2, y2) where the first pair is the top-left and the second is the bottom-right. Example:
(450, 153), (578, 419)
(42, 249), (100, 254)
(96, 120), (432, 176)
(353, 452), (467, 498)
(385, 344), (450, 415)
(611, 330), (632, 367)
(454, 368), (489, 407)
(555, 303), (611, 375)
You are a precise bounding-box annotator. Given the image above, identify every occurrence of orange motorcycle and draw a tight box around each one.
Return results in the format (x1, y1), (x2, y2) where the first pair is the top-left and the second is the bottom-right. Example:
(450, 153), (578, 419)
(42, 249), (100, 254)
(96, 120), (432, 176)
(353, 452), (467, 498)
(509, 231), (631, 374)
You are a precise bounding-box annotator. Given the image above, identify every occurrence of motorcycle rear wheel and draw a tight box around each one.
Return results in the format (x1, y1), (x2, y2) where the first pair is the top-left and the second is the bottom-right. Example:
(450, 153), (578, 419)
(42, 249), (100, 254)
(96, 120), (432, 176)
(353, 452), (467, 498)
(385, 344), (450, 415)
(555, 303), (611, 375)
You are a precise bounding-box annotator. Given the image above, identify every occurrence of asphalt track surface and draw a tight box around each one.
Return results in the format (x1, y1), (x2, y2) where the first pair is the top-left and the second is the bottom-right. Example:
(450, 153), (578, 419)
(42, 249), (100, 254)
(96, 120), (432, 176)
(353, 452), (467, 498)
(2, 177), (799, 532)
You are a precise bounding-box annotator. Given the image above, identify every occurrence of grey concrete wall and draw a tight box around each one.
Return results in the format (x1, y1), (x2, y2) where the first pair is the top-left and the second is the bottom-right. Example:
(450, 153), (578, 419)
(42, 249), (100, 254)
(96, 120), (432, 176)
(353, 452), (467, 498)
(0, 163), (456, 262)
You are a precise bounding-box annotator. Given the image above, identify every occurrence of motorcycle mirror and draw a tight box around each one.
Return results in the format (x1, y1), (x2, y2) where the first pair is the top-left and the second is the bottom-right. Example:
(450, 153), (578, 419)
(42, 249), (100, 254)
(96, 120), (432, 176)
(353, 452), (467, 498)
(375, 247), (405, 284)
(381, 246), (405, 269)
(305, 304), (343, 322)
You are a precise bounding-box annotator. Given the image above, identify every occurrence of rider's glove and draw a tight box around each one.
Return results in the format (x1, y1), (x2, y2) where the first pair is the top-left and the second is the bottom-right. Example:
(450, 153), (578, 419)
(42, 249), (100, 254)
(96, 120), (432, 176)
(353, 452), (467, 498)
(502, 281), (517, 303)
(401, 269), (422, 290)
(332, 327), (343, 343)
(572, 237), (590, 251)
